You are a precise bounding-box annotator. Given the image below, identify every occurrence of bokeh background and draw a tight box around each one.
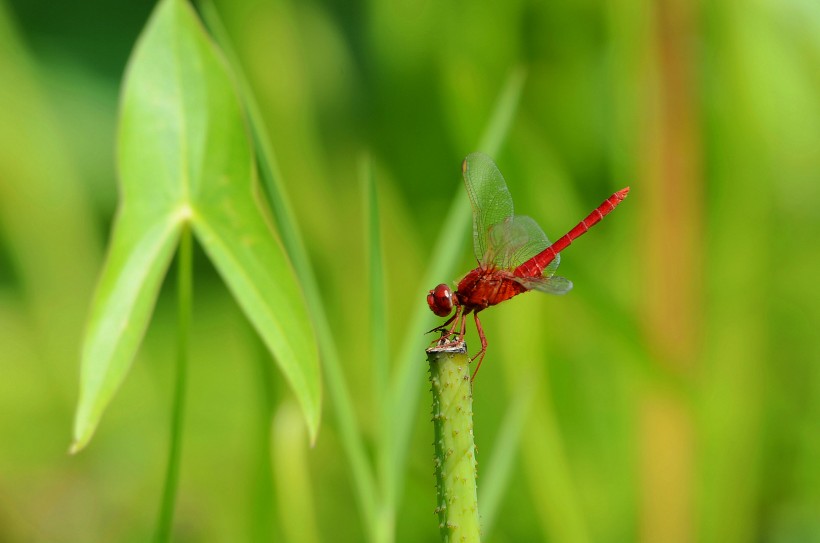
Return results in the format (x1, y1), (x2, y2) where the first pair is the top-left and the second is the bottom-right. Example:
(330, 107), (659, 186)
(1, 0), (819, 541)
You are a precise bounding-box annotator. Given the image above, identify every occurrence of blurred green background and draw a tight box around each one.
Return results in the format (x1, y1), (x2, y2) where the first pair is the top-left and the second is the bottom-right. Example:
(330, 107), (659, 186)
(1, 0), (819, 541)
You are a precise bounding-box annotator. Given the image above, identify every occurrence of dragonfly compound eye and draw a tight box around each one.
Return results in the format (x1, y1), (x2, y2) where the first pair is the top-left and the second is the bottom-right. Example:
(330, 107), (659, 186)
(427, 284), (454, 317)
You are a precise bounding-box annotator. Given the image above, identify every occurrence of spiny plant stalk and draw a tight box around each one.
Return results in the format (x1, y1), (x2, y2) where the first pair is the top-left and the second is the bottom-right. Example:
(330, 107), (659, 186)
(427, 340), (480, 542)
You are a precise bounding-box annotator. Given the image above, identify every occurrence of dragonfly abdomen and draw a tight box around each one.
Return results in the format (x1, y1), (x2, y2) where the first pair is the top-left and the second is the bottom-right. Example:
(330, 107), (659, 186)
(514, 187), (630, 277)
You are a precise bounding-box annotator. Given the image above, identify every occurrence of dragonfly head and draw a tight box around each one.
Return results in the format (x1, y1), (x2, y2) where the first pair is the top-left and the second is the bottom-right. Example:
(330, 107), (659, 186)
(427, 283), (455, 317)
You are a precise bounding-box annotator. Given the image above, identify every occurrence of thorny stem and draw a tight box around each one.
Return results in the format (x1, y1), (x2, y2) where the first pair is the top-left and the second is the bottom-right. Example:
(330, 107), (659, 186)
(427, 340), (481, 542)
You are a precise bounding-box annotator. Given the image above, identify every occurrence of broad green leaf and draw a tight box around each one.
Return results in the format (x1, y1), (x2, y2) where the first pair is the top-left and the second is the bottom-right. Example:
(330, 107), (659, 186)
(71, 0), (320, 452)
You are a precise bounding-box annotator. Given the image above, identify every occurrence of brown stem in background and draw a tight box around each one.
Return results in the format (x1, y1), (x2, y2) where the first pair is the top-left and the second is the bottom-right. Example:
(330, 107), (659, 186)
(640, 0), (703, 541)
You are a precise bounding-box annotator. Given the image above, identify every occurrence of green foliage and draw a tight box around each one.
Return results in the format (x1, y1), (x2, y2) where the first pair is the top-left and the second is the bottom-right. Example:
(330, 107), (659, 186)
(1, 0), (819, 541)
(72, 0), (320, 452)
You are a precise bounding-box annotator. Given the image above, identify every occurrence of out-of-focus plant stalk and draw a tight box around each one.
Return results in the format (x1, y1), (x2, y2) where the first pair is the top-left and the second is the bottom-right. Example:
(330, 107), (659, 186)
(640, 0), (702, 539)
(427, 340), (480, 542)
(155, 225), (192, 543)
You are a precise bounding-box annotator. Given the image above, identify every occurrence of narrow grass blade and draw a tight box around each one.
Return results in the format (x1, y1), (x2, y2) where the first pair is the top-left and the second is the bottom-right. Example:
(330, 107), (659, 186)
(477, 376), (535, 537)
(519, 380), (590, 543)
(72, 0), (320, 451)
(365, 156), (389, 418)
(498, 311), (590, 543)
(197, 2), (379, 536)
(363, 156), (395, 539)
(386, 67), (526, 509)
(476, 67), (527, 155)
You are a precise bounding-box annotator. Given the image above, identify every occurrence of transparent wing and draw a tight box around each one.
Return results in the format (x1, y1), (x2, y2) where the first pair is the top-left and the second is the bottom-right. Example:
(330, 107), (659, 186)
(512, 275), (573, 295)
(485, 215), (560, 275)
(462, 152), (514, 266)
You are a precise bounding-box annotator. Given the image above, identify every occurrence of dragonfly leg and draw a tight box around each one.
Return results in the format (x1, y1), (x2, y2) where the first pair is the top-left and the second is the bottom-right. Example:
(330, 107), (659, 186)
(470, 311), (488, 382)
(443, 307), (465, 346)
(427, 311), (458, 335)
(428, 306), (463, 347)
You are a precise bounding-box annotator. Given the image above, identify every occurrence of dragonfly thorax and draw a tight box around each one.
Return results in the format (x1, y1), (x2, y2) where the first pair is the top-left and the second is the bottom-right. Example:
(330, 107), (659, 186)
(455, 267), (528, 312)
(427, 283), (455, 317)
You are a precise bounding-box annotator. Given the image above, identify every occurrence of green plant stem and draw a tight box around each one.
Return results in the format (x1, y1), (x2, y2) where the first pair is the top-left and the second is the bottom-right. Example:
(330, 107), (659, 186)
(428, 340), (480, 542)
(250, 340), (276, 541)
(155, 225), (192, 543)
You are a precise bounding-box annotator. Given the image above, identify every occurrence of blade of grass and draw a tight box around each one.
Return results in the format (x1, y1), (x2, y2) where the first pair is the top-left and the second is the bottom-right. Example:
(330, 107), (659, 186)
(385, 67), (526, 512)
(475, 67), (527, 158)
(477, 374), (535, 537)
(197, 2), (379, 538)
(363, 156), (395, 541)
(364, 155), (389, 422)
(154, 225), (192, 543)
(496, 303), (590, 543)
(518, 371), (591, 543)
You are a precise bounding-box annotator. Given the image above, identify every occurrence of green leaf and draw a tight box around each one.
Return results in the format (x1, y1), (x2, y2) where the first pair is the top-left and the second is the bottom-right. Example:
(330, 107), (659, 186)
(71, 0), (320, 452)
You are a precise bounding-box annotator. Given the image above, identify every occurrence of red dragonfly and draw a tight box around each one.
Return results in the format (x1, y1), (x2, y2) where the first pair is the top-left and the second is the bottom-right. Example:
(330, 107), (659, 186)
(427, 152), (630, 379)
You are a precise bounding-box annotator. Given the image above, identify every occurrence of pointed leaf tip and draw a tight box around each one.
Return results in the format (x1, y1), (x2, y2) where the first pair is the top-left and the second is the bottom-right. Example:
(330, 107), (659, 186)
(71, 0), (321, 449)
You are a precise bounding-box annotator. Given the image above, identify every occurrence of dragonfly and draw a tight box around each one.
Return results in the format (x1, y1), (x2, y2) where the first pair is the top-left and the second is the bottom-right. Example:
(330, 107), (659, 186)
(427, 152), (630, 380)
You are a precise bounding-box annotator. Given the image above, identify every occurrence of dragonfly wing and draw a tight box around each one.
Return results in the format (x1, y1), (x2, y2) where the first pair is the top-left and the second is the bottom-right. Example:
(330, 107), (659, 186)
(462, 153), (514, 266)
(512, 274), (573, 295)
(485, 215), (560, 275)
